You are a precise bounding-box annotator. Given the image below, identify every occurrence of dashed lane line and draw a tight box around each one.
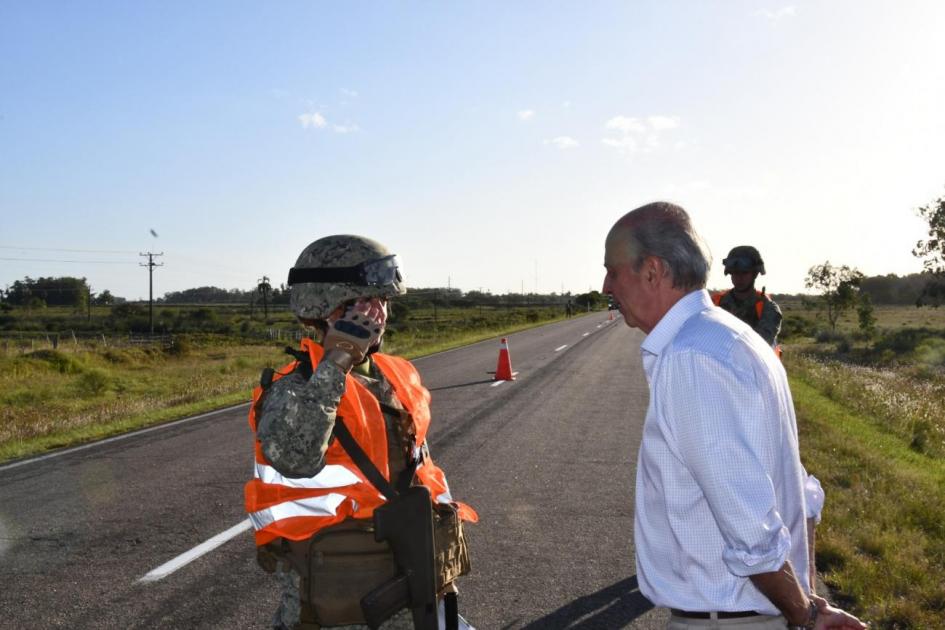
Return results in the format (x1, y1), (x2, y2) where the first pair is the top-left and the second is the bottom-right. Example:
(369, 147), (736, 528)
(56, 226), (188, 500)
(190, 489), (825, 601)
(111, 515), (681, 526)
(139, 519), (252, 583)
(489, 371), (520, 387)
(554, 345), (568, 352)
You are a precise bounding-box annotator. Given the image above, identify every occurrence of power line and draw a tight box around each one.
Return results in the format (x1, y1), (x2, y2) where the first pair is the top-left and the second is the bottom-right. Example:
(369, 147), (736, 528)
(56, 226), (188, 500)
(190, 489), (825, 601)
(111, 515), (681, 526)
(0, 257), (137, 264)
(0, 245), (138, 254)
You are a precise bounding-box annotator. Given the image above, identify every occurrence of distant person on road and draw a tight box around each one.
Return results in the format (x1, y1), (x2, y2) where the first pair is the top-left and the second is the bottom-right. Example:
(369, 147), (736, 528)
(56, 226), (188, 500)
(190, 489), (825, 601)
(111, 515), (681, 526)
(244, 235), (477, 630)
(602, 202), (864, 630)
(566, 300), (574, 318)
(712, 245), (783, 349)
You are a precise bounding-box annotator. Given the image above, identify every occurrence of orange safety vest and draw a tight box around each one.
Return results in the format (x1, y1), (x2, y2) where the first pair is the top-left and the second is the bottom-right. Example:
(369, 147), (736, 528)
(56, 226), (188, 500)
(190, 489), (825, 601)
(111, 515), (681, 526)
(711, 289), (767, 320)
(244, 338), (478, 546)
(711, 290), (782, 359)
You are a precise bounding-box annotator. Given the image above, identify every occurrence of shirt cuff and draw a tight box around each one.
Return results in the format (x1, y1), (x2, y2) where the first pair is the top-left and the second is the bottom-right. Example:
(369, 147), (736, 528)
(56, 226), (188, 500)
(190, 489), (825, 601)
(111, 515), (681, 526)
(722, 513), (792, 576)
(805, 474), (825, 524)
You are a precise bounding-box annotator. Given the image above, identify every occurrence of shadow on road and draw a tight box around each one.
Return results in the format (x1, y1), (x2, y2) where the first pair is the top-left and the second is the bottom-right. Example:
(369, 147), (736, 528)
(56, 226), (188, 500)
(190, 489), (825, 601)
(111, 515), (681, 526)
(427, 379), (496, 392)
(519, 576), (654, 629)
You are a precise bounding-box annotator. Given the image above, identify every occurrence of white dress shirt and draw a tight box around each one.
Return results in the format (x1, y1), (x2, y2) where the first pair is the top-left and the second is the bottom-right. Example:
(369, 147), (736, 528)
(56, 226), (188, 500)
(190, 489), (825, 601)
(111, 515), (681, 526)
(634, 289), (812, 614)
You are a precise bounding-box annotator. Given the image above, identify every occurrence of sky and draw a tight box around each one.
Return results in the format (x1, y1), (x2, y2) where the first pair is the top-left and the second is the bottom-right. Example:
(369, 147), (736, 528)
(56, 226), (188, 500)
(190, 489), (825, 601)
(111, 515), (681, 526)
(2, 1), (944, 300)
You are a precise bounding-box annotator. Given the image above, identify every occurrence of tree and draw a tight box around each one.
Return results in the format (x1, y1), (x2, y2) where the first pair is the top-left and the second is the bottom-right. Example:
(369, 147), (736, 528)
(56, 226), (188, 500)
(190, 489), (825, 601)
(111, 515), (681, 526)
(912, 189), (945, 306)
(857, 292), (877, 340)
(5, 276), (89, 309)
(94, 289), (116, 305)
(804, 261), (864, 332)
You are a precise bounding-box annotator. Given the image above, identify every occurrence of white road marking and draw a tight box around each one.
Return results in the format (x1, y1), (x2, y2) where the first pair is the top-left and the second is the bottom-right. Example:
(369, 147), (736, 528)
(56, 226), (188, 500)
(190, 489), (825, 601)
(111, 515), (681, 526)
(582, 332), (590, 337)
(596, 324), (602, 329)
(139, 519), (252, 583)
(554, 345), (568, 352)
(0, 402), (252, 473)
(490, 371), (519, 387)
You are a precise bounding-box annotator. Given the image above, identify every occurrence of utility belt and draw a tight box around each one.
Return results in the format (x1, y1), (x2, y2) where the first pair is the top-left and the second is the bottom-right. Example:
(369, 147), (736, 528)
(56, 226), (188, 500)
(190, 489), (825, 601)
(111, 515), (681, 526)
(258, 414), (470, 629)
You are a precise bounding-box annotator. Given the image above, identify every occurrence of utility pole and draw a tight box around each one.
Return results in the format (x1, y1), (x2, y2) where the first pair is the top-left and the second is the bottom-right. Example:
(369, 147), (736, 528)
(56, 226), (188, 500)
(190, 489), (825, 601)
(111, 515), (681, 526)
(140, 252), (164, 335)
(87, 285), (92, 323)
(257, 276), (272, 320)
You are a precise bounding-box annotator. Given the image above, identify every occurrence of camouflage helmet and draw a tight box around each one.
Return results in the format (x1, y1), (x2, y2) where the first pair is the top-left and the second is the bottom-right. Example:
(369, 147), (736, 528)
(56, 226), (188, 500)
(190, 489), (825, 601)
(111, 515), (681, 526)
(722, 245), (766, 275)
(288, 235), (406, 320)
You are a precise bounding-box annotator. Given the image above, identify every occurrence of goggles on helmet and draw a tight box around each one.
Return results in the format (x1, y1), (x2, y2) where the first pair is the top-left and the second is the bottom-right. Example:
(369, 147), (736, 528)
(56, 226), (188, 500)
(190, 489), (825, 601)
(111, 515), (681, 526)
(722, 255), (758, 272)
(288, 254), (404, 290)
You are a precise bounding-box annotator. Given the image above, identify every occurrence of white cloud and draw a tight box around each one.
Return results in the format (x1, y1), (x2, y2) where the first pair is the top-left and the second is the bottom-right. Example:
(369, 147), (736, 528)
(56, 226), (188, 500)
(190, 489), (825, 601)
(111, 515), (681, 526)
(561, 101), (572, 109)
(756, 6), (796, 20)
(333, 123), (361, 134)
(518, 109), (535, 121)
(647, 116), (680, 131)
(340, 88), (359, 98)
(605, 116), (646, 134)
(546, 136), (579, 149)
(601, 136), (638, 153)
(602, 114), (682, 154)
(298, 111), (327, 129)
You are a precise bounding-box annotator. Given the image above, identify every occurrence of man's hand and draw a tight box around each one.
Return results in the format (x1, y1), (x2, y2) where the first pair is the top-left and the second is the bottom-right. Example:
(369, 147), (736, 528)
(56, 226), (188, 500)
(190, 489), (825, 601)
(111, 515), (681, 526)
(322, 298), (388, 371)
(812, 595), (867, 629)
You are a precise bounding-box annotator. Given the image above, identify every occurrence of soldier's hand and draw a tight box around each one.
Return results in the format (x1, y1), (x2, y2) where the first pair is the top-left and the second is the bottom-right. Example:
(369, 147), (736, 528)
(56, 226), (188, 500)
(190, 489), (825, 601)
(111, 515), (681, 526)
(323, 298), (387, 371)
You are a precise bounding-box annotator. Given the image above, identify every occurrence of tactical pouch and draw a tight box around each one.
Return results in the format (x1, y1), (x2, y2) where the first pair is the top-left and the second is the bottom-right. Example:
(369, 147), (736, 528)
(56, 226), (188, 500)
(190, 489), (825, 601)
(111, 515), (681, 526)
(291, 519), (398, 626)
(433, 503), (470, 591)
(265, 504), (469, 628)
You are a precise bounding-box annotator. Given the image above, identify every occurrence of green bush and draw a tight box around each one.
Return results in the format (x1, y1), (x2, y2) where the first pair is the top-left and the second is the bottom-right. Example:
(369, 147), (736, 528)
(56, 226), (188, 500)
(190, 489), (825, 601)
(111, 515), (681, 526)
(25, 350), (85, 374)
(915, 337), (945, 366)
(781, 315), (817, 340)
(165, 336), (192, 357)
(76, 368), (111, 396)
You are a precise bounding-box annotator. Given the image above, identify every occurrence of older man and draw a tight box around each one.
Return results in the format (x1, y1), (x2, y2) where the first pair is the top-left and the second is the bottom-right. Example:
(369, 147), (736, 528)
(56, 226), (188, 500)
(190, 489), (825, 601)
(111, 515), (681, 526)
(602, 202), (864, 629)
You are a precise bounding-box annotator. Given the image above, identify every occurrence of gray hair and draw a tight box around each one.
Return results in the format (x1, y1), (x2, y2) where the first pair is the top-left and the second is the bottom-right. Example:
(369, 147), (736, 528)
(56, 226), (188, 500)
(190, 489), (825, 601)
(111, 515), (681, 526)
(615, 201), (712, 290)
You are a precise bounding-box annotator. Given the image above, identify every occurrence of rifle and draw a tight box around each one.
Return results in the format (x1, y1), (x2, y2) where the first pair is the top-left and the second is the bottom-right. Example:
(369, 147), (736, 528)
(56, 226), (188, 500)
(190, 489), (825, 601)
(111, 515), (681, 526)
(332, 418), (440, 630)
(364, 486), (438, 629)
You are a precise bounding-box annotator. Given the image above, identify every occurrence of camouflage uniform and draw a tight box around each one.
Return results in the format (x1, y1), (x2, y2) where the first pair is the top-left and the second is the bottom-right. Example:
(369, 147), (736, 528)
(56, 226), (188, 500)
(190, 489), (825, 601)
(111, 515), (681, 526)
(717, 290), (783, 347)
(257, 234), (471, 630)
(258, 354), (420, 630)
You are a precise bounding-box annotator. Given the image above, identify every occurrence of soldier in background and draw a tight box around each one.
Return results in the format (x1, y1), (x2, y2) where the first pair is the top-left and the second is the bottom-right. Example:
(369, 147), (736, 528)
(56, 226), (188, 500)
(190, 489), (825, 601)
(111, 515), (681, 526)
(245, 235), (477, 630)
(713, 245), (783, 348)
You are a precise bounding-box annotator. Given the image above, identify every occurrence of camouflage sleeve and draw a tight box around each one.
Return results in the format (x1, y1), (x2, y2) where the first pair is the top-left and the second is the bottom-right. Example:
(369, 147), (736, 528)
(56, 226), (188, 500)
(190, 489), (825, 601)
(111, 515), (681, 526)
(757, 297), (783, 346)
(256, 359), (347, 478)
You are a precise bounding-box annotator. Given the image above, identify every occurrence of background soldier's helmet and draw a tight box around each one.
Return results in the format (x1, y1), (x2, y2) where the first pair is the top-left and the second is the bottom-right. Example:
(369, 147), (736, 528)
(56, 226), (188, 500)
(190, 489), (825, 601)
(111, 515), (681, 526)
(288, 235), (406, 320)
(722, 245), (766, 275)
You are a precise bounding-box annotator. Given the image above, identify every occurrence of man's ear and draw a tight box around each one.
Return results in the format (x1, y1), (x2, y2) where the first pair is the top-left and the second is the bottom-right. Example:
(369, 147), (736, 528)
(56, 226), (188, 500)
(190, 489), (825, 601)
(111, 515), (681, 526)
(643, 256), (665, 287)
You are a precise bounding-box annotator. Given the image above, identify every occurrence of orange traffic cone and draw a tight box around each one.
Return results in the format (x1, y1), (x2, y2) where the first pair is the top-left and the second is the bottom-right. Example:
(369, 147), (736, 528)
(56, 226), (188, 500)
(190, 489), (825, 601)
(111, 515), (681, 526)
(494, 337), (515, 381)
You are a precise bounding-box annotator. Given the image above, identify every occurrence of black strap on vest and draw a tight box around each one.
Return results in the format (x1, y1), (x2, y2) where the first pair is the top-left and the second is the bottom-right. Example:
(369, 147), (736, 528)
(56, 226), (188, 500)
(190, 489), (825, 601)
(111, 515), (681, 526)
(332, 418), (399, 501)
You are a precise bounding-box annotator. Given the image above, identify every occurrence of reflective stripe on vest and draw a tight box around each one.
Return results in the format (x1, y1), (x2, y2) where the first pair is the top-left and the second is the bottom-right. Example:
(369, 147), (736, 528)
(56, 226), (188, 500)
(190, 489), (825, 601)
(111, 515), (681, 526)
(244, 339), (478, 546)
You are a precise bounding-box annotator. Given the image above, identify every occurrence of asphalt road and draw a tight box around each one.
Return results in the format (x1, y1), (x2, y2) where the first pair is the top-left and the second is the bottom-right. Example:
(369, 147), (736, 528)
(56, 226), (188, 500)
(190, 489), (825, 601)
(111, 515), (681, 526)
(0, 312), (667, 629)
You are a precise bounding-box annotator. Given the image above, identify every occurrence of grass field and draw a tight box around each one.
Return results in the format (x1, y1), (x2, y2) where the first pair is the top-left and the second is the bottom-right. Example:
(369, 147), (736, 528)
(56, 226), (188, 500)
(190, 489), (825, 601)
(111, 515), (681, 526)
(779, 301), (945, 628)
(789, 357), (945, 628)
(0, 304), (574, 463)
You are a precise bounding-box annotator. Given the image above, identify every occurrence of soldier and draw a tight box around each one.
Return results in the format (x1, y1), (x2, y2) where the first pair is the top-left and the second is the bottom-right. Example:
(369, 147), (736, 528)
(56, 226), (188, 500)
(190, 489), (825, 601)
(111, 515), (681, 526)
(713, 245), (783, 348)
(245, 235), (477, 630)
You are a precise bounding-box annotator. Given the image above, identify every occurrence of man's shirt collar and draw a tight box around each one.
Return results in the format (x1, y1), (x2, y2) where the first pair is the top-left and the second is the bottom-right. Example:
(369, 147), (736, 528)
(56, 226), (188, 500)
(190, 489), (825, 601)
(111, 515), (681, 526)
(640, 289), (713, 358)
